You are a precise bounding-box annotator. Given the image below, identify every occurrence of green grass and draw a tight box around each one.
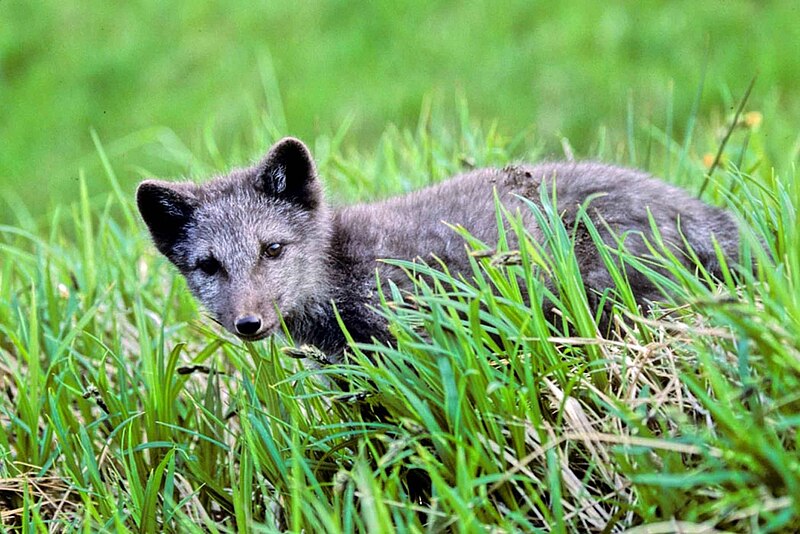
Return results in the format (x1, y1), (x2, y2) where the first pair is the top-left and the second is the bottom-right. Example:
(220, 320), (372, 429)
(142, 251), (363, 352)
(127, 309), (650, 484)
(3, 1), (800, 217)
(0, 97), (798, 532)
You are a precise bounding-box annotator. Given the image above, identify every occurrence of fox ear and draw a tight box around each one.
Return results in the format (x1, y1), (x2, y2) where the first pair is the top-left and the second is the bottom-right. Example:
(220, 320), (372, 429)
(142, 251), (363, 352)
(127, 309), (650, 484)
(136, 180), (198, 259)
(256, 137), (321, 209)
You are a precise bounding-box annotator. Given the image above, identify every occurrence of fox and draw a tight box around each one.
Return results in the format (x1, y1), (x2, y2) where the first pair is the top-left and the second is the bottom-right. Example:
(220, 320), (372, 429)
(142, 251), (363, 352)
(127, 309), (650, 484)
(137, 137), (739, 359)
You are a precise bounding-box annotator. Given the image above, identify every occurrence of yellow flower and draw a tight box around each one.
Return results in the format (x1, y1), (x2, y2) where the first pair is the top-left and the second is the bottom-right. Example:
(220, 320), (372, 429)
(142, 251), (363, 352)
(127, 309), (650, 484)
(743, 111), (763, 129)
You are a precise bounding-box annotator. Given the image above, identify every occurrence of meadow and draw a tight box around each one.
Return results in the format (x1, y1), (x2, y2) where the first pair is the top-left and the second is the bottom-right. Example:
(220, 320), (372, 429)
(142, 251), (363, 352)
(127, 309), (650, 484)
(1, 1), (800, 532)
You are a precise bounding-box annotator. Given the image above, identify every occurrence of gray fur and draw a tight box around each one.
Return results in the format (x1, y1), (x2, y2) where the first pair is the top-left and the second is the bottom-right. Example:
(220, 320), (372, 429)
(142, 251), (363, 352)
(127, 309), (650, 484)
(137, 137), (739, 357)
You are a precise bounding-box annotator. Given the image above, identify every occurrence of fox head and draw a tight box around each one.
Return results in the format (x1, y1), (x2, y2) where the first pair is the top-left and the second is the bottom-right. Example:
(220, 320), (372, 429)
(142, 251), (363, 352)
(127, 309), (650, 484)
(137, 137), (332, 341)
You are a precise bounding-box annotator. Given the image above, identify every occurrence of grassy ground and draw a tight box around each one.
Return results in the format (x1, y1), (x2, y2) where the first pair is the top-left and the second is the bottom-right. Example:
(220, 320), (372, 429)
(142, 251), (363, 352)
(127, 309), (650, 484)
(0, 98), (798, 531)
(2, 1), (800, 531)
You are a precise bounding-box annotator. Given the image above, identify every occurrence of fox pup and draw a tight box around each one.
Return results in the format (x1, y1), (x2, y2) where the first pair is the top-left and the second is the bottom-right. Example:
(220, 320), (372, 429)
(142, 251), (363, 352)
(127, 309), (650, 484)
(137, 137), (738, 358)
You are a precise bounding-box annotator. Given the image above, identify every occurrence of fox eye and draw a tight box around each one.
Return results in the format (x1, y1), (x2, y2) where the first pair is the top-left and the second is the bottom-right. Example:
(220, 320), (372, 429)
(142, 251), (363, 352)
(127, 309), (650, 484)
(196, 256), (221, 275)
(261, 242), (284, 259)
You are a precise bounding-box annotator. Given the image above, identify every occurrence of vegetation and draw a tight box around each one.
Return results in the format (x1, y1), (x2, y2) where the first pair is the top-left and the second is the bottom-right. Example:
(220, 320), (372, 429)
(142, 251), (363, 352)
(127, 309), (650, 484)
(3, 1), (800, 214)
(2, 1), (800, 532)
(1, 98), (798, 531)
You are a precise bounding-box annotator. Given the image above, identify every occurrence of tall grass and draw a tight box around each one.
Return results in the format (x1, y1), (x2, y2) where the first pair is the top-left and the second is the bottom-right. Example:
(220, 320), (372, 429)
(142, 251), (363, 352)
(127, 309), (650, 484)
(0, 102), (798, 532)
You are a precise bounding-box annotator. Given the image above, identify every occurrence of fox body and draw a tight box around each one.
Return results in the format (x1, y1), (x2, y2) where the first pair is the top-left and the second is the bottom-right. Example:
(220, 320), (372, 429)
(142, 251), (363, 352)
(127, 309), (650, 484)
(137, 137), (738, 358)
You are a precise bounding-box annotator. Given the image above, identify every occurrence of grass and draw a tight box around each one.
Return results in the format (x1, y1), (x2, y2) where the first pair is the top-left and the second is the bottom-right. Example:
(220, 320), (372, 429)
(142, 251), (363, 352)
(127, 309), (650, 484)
(3, 1), (800, 216)
(0, 95), (798, 532)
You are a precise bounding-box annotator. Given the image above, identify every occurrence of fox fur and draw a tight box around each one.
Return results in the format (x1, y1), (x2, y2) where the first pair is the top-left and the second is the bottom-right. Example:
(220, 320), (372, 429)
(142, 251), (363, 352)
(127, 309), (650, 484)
(137, 137), (739, 358)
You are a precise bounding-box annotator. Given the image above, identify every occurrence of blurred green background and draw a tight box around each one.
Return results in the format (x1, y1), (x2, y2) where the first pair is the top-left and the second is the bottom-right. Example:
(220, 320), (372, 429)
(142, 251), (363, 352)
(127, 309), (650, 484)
(2, 0), (799, 219)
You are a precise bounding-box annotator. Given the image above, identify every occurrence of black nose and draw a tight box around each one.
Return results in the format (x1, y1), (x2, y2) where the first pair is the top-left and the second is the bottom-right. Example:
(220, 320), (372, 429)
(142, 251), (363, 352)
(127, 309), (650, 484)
(234, 315), (262, 336)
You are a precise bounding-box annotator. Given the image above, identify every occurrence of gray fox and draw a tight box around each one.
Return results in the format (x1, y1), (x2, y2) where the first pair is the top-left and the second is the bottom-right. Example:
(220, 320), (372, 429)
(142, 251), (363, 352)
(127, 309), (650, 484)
(137, 137), (739, 358)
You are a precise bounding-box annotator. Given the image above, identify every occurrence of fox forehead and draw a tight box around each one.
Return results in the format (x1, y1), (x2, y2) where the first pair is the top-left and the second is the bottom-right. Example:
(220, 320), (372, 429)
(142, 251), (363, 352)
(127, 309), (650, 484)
(189, 193), (314, 247)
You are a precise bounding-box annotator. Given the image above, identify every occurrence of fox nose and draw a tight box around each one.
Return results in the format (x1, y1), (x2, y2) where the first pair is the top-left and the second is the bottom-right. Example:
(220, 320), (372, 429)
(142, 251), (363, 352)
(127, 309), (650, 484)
(234, 314), (262, 336)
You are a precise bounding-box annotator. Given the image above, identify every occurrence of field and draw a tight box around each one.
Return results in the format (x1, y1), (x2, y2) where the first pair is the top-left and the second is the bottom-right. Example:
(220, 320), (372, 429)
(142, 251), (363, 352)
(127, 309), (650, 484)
(2, 1), (800, 532)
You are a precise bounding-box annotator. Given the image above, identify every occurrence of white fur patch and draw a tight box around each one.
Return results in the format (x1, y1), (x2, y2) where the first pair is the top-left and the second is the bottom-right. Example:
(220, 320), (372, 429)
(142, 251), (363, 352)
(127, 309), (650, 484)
(271, 164), (287, 194)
